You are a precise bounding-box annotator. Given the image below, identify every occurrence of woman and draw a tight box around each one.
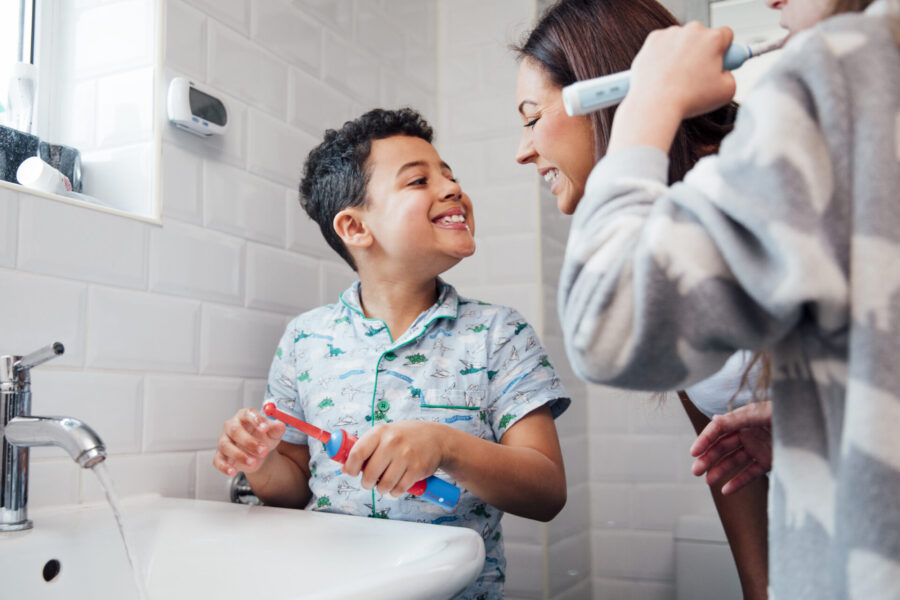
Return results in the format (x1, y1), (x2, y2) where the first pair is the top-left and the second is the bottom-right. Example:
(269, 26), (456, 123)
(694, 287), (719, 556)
(513, 1), (769, 597)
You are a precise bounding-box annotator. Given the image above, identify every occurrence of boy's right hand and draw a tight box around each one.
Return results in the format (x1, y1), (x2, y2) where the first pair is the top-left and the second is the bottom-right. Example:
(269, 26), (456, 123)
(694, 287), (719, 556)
(214, 408), (286, 477)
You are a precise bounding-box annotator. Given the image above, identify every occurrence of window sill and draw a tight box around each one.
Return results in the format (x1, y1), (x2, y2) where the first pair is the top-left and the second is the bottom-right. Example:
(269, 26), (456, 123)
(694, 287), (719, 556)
(0, 179), (161, 226)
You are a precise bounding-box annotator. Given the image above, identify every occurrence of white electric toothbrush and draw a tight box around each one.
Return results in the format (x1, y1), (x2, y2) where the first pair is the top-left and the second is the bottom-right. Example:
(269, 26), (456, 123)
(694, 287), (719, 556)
(562, 38), (785, 116)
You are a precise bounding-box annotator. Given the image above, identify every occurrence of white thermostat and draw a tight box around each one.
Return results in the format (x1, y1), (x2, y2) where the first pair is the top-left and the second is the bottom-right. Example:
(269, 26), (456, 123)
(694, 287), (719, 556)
(167, 77), (228, 137)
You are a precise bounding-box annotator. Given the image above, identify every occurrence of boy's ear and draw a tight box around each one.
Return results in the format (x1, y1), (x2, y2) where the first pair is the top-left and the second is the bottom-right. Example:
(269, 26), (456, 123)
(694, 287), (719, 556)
(333, 208), (373, 250)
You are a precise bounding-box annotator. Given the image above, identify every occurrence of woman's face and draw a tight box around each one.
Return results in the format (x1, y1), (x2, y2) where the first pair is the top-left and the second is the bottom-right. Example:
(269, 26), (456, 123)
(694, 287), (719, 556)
(515, 58), (596, 215)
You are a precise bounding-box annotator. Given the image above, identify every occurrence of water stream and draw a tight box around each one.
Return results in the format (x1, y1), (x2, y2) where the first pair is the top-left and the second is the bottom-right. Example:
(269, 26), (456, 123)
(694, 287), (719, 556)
(91, 462), (150, 600)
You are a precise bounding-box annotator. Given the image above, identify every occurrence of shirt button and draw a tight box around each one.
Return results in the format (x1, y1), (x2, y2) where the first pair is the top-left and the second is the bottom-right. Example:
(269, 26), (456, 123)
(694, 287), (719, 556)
(377, 400), (390, 412)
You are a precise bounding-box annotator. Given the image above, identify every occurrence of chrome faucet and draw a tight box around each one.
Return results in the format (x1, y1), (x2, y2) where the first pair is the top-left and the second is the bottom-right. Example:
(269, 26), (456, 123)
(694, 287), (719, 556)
(1, 343), (107, 531)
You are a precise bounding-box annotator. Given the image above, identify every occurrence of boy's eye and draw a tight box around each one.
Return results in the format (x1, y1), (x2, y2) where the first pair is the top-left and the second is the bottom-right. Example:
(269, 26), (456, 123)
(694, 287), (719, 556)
(409, 177), (427, 186)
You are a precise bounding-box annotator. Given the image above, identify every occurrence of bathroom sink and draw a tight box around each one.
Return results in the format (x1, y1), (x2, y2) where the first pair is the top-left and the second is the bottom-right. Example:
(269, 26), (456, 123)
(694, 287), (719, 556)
(0, 494), (485, 599)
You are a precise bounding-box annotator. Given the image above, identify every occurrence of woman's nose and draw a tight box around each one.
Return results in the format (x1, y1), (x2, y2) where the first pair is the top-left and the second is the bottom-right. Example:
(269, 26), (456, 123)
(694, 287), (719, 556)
(515, 132), (536, 165)
(764, 0), (782, 9)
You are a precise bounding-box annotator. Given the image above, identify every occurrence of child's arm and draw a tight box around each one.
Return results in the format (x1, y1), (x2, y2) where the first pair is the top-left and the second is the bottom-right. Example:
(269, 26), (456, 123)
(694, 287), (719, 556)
(559, 27), (840, 390)
(341, 405), (566, 522)
(213, 407), (313, 508)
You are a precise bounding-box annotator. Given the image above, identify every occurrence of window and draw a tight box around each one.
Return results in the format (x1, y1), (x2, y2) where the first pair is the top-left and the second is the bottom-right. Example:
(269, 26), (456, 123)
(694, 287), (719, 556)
(1, 0), (162, 222)
(0, 1), (35, 123)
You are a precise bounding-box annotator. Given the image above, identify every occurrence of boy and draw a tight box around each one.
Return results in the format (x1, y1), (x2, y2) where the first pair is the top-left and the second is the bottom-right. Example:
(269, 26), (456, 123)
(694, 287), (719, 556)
(214, 108), (569, 599)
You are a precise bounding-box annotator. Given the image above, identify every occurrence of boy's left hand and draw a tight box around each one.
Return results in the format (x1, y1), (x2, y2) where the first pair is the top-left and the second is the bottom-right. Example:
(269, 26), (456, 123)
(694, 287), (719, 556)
(342, 421), (446, 498)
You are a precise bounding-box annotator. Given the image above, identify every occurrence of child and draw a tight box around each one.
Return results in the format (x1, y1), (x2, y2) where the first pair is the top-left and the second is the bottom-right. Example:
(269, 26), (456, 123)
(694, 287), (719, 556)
(557, 0), (899, 597)
(214, 108), (569, 599)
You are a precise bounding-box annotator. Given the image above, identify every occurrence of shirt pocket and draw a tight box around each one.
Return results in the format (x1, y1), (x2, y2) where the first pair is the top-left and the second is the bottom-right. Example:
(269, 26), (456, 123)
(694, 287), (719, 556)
(419, 389), (488, 437)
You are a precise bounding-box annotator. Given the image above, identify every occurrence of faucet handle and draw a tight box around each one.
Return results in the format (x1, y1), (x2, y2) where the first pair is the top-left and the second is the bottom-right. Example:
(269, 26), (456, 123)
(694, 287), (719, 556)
(14, 342), (65, 373)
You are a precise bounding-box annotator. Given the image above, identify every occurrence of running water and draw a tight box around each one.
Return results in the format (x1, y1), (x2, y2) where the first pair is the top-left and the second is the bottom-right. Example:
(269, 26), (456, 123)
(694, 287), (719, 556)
(91, 462), (150, 600)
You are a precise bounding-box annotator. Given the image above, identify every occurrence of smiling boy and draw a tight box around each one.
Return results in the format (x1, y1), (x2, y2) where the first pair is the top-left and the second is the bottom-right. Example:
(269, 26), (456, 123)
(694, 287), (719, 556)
(213, 108), (569, 599)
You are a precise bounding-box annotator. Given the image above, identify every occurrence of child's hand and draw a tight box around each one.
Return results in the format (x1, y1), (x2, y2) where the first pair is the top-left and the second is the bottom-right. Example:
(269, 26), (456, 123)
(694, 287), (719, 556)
(628, 22), (737, 120)
(342, 421), (445, 498)
(214, 408), (286, 477)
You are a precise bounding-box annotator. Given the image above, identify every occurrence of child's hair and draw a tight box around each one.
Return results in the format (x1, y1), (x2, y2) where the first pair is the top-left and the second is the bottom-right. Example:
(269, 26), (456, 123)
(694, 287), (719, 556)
(513, 0), (738, 184)
(299, 107), (434, 270)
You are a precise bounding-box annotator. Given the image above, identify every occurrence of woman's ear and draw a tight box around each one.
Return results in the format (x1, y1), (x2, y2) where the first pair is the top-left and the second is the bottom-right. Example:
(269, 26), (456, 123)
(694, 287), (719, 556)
(333, 208), (373, 250)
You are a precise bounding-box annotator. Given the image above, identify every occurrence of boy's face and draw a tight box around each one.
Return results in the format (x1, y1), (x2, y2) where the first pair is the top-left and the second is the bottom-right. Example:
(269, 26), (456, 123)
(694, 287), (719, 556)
(358, 135), (475, 275)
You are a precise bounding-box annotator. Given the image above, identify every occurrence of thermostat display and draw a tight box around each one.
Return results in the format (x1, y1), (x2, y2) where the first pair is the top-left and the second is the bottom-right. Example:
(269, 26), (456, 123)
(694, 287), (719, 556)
(167, 77), (228, 137)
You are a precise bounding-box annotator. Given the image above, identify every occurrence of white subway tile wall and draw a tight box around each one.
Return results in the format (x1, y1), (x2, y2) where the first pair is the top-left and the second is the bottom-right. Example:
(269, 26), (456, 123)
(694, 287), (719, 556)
(203, 161), (288, 246)
(0, 187), (18, 267)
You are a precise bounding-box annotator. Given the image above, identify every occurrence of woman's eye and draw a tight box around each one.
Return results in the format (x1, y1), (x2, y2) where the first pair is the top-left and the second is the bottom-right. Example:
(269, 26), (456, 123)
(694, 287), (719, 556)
(524, 117), (539, 128)
(409, 177), (427, 186)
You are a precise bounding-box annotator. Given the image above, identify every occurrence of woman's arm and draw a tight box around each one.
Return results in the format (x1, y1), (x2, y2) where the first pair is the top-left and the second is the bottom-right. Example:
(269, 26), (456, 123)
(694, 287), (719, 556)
(679, 392), (769, 600)
(342, 405), (567, 522)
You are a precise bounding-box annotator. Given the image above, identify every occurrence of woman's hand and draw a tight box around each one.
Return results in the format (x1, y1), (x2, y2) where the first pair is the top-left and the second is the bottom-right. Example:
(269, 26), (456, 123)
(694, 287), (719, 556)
(342, 421), (446, 498)
(214, 408), (286, 477)
(690, 400), (773, 495)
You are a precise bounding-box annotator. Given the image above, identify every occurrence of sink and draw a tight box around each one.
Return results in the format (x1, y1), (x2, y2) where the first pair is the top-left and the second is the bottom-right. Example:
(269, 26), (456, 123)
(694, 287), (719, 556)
(0, 494), (485, 599)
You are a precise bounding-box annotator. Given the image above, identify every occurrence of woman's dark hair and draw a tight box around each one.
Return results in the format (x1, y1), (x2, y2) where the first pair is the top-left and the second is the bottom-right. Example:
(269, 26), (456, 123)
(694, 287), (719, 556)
(514, 0), (738, 184)
(299, 107), (433, 270)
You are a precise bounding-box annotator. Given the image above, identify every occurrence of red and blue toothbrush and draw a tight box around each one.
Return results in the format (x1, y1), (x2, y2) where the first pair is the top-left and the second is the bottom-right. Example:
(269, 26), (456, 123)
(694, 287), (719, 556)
(262, 402), (460, 510)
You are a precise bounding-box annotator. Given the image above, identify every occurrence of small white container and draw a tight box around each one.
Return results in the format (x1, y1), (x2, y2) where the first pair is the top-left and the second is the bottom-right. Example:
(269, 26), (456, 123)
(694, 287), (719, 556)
(16, 156), (73, 194)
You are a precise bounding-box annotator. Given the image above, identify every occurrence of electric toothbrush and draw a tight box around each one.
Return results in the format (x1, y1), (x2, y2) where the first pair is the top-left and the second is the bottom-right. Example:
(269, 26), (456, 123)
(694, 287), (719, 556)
(562, 38), (785, 116)
(262, 402), (461, 510)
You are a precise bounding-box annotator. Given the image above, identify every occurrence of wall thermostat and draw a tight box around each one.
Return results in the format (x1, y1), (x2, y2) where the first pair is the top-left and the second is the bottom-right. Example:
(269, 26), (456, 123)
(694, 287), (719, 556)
(166, 77), (228, 137)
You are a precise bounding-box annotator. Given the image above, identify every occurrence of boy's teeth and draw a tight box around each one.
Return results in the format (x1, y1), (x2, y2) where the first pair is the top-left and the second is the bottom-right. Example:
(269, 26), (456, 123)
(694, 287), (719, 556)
(439, 214), (465, 223)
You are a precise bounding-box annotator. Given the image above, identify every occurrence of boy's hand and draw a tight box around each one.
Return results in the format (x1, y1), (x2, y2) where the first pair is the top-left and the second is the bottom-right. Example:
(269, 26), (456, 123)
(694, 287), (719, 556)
(342, 421), (446, 498)
(214, 408), (286, 477)
(628, 22), (737, 120)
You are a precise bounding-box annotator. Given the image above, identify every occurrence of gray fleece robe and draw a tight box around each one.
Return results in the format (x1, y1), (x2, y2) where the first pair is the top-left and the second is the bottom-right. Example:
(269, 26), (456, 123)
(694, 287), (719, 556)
(558, 2), (900, 598)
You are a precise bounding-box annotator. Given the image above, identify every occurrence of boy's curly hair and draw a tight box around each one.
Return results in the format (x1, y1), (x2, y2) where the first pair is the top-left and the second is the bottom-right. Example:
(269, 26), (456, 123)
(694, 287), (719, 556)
(299, 107), (434, 271)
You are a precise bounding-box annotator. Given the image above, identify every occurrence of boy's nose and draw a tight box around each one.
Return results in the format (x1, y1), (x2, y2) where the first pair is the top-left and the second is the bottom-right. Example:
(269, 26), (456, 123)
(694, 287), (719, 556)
(441, 179), (462, 201)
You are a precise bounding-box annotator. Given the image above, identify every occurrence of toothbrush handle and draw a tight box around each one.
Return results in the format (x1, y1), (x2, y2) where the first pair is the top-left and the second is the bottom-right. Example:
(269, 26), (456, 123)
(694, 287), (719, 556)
(326, 429), (460, 510)
(562, 42), (753, 116)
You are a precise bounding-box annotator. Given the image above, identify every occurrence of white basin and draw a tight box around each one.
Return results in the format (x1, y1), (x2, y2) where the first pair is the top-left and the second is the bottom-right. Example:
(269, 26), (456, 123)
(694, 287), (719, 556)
(0, 495), (485, 599)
